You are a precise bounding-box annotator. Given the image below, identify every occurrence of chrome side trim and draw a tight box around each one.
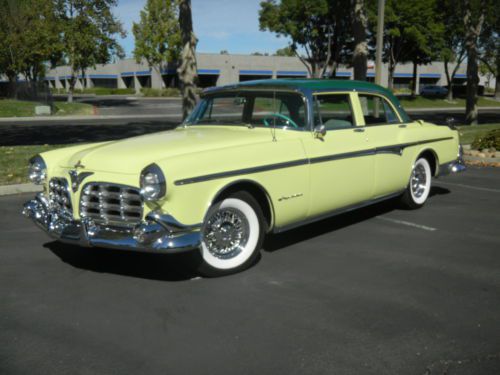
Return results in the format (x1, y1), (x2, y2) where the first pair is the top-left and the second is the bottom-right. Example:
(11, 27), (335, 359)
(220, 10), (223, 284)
(309, 149), (375, 164)
(273, 190), (404, 233)
(174, 159), (309, 186)
(174, 137), (454, 186)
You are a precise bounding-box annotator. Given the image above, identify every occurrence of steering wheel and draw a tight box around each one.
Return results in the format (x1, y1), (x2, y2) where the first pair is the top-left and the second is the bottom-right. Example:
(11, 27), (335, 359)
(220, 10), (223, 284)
(263, 113), (299, 128)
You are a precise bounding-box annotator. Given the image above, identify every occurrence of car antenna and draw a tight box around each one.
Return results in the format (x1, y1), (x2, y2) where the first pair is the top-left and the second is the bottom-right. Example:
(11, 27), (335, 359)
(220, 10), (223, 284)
(271, 91), (277, 142)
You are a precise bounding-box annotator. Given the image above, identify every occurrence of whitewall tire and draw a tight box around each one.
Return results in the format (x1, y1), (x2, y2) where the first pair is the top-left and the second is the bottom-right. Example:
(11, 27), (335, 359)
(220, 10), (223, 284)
(196, 191), (264, 277)
(400, 157), (432, 209)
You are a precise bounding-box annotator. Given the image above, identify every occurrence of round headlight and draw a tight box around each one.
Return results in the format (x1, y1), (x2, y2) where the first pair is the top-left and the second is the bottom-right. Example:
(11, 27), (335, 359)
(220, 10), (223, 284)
(28, 155), (47, 185)
(140, 164), (166, 201)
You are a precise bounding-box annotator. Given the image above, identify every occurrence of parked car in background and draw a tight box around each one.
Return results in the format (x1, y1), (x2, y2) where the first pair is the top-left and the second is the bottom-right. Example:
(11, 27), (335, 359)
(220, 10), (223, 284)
(420, 85), (448, 97)
(23, 79), (465, 277)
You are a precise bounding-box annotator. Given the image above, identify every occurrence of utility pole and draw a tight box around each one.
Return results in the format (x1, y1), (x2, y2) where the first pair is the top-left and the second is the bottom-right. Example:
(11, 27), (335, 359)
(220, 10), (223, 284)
(375, 0), (385, 86)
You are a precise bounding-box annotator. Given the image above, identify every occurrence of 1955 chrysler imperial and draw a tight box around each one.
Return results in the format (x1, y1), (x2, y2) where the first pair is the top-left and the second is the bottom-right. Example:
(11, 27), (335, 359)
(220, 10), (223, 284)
(23, 79), (465, 276)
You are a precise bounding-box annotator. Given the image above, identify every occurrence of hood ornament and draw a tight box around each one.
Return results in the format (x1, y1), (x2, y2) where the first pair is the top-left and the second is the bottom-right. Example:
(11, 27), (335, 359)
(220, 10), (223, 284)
(74, 160), (85, 169)
(69, 170), (93, 192)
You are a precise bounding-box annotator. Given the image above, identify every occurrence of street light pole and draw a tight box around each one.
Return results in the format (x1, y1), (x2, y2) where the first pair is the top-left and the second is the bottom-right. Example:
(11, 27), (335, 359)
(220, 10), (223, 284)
(375, 0), (385, 86)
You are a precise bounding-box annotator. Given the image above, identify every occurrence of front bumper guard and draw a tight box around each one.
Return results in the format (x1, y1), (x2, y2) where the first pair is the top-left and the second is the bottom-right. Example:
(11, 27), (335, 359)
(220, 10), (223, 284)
(22, 193), (201, 253)
(438, 157), (467, 177)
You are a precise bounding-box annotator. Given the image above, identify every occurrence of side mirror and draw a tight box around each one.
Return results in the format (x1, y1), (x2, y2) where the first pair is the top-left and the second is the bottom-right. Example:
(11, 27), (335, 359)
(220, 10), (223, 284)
(446, 117), (456, 129)
(314, 124), (326, 139)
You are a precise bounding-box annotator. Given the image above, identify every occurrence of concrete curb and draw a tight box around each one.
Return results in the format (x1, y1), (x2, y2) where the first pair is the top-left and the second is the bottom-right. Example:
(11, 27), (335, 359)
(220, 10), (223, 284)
(464, 155), (500, 164)
(0, 183), (42, 196)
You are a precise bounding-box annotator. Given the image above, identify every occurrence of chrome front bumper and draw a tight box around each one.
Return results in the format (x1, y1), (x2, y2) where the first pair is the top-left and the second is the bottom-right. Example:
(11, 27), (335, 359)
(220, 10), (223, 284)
(22, 193), (201, 253)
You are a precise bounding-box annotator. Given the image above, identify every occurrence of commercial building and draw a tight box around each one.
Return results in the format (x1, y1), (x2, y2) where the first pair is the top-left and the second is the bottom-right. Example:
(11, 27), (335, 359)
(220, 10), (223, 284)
(4, 52), (496, 93)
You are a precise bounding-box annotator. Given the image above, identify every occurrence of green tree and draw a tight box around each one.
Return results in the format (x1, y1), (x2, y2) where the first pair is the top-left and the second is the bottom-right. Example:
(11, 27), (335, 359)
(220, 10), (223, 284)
(369, 0), (443, 92)
(274, 46), (295, 57)
(438, 0), (466, 101)
(259, 0), (352, 78)
(0, 0), (61, 97)
(478, 3), (499, 99)
(133, 0), (181, 90)
(177, 0), (198, 120)
(57, 0), (125, 103)
(407, 0), (444, 96)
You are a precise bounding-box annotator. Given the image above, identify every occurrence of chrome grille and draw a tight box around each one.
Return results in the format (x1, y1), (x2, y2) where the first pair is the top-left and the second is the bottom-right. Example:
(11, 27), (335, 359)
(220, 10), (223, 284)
(49, 178), (72, 214)
(80, 183), (143, 225)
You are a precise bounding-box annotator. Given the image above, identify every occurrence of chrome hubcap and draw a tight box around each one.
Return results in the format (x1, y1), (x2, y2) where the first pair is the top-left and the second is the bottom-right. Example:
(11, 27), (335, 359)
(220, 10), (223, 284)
(203, 208), (249, 259)
(411, 164), (427, 198)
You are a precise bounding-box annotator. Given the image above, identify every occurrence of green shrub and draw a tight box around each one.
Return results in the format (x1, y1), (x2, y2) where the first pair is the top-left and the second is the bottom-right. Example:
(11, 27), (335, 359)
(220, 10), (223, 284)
(471, 129), (500, 150)
(141, 87), (180, 97)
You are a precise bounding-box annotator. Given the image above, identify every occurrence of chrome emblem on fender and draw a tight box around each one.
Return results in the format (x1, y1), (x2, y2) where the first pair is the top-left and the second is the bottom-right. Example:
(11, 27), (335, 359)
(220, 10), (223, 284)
(69, 170), (94, 192)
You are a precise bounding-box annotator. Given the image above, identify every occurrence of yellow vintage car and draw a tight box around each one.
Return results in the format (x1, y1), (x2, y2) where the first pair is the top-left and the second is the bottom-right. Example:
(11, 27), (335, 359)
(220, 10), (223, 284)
(23, 79), (465, 276)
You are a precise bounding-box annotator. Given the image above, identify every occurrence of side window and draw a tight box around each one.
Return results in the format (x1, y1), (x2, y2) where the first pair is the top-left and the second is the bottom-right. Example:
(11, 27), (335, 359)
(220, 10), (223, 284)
(359, 94), (400, 125)
(315, 94), (354, 130)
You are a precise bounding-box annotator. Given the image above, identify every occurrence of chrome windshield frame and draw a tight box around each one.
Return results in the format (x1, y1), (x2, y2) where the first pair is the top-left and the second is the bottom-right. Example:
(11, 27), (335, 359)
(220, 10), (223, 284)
(183, 88), (310, 132)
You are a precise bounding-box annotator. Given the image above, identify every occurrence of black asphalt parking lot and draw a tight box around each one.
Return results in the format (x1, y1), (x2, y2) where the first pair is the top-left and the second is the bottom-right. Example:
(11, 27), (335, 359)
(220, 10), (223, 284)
(1, 167), (499, 375)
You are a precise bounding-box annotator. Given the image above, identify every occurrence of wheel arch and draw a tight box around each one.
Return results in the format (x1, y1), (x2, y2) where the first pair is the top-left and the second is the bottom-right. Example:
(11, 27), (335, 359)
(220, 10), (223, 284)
(208, 179), (275, 232)
(416, 148), (439, 177)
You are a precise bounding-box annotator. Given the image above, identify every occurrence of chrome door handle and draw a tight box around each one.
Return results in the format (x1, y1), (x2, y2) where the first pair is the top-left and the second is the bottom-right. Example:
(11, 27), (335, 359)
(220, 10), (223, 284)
(398, 124), (407, 128)
(354, 128), (365, 132)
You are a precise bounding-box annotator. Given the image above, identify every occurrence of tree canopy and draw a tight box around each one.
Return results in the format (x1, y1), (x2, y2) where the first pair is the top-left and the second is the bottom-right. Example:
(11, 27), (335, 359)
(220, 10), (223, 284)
(259, 0), (352, 78)
(133, 0), (181, 86)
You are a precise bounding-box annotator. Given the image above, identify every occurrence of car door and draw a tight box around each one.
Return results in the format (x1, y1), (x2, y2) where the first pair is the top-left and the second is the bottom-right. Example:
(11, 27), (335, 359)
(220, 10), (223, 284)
(300, 92), (374, 218)
(355, 93), (411, 198)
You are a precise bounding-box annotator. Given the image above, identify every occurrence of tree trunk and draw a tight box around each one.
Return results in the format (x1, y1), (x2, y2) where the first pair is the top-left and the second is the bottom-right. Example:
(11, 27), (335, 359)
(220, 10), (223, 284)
(352, 0), (368, 81)
(495, 54), (500, 99)
(67, 74), (76, 103)
(444, 59), (453, 101)
(464, 4), (484, 125)
(81, 69), (86, 89)
(6, 72), (17, 99)
(178, 0), (198, 121)
(411, 61), (418, 97)
(388, 64), (395, 91)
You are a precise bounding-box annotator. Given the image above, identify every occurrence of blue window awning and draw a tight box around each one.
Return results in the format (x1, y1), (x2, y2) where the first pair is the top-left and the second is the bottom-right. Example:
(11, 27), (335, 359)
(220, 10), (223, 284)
(89, 74), (117, 79)
(394, 73), (413, 78)
(239, 69), (273, 76)
(198, 69), (220, 75)
(135, 70), (151, 76)
(335, 71), (352, 77)
(276, 70), (308, 76)
(420, 73), (441, 79)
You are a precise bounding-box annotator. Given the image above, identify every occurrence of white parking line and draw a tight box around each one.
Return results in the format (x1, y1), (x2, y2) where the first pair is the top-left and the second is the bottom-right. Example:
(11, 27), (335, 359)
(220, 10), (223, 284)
(376, 216), (437, 231)
(435, 181), (500, 193)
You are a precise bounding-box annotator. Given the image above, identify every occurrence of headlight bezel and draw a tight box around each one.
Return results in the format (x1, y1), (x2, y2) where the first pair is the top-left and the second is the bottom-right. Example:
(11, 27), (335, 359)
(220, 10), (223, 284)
(140, 163), (166, 202)
(28, 155), (47, 185)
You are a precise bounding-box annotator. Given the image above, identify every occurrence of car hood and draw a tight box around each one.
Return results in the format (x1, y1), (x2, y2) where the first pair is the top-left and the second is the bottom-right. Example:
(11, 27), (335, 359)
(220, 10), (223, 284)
(61, 126), (276, 174)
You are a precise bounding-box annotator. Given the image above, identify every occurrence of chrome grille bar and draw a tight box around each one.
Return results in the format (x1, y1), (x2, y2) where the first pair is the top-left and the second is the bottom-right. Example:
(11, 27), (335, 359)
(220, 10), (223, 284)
(48, 178), (72, 214)
(80, 183), (143, 226)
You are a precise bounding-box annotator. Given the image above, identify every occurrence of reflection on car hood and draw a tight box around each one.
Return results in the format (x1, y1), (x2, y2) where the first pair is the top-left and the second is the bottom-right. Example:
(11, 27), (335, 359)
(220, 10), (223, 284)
(61, 126), (275, 174)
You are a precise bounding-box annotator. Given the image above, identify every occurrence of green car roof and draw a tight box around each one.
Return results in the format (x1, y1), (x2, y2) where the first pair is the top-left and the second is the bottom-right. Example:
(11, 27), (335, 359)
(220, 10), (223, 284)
(209, 78), (391, 95)
(203, 78), (410, 122)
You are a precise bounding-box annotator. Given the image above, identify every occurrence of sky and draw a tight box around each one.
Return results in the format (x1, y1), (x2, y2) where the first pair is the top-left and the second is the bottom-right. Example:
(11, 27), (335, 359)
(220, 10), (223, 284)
(114, 0), (291, 58)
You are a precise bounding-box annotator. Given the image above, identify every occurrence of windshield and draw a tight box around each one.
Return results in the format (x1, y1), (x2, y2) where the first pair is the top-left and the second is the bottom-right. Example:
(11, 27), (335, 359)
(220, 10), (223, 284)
(185, 91), (308, 130)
